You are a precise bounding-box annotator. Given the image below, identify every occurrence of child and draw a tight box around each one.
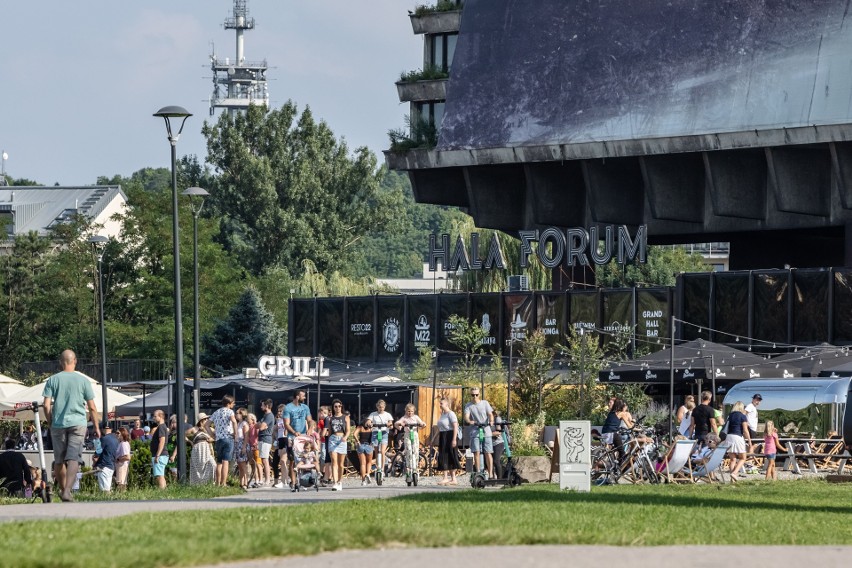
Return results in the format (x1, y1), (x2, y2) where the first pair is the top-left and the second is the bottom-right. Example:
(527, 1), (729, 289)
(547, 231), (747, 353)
(247, 413), (261, 487)
(763, 420), (780, 480)
(296, 439), (319, 490)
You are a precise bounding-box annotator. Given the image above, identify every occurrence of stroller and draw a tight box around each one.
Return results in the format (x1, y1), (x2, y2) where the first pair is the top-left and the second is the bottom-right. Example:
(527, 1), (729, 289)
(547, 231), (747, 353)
(291, 435), (320, 492)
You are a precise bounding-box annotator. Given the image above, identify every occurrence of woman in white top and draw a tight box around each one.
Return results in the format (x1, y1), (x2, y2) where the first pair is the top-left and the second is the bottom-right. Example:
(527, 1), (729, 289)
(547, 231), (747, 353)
(367, 399), (394, 476)
(677, 396), (696, 437)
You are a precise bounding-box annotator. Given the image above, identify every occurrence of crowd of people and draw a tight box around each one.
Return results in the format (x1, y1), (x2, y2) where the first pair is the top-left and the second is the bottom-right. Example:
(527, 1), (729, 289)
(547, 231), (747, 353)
(604, 390), (778, 481)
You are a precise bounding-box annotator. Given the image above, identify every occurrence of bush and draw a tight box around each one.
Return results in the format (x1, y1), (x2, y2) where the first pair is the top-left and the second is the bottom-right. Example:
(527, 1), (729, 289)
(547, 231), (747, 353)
(128, 440), (152, 490)
(509, 412), (548, 457)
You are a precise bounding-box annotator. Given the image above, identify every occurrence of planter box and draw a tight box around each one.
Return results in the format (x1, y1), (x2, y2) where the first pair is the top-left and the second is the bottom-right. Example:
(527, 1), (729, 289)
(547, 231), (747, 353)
(410, 11), (462, 35)
(395, 79), (448, 102)
(513, 455), (552, 483)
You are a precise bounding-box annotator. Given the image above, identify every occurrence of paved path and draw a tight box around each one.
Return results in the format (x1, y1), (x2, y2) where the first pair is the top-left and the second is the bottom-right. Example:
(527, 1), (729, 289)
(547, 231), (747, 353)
(0, 482), (458, 523)
(197, 545), (852, 568)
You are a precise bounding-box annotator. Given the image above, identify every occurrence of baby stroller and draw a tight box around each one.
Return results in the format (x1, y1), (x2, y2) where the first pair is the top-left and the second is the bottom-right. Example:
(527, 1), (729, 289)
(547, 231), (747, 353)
(292, 435), (320, 492)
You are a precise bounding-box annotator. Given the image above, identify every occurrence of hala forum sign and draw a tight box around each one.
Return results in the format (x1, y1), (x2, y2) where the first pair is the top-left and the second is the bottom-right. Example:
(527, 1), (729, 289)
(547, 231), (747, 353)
(428, 225), (648, 271)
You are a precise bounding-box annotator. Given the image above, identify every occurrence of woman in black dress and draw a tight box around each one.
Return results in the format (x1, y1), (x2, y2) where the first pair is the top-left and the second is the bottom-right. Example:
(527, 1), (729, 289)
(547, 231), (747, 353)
(436, 397), (461, 485)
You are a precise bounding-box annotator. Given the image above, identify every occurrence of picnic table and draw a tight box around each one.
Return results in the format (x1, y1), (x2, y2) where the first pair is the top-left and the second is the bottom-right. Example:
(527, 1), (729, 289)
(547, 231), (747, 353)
(737, 438), (851, 475)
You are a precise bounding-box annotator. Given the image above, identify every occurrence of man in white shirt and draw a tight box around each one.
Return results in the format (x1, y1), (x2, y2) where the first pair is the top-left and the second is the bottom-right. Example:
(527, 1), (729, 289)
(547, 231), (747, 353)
(744, 393), (762, 456)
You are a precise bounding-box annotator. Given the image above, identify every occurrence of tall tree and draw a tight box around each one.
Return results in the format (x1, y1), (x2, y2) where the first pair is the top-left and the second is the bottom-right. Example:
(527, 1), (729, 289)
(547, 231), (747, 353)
(105, 171), (247, 363)
(201, 286), (286, 373)
(596, 245), (711, 287)
(203, 103), (396, 277)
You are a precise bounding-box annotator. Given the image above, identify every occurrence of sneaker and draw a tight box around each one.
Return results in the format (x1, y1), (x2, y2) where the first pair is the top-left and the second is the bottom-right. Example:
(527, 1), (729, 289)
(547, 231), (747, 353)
(248, 481), (258, 488)
(361, 479), (367, 486)
(331, 483), (339, 491)
(337, 483), (343, 491)
(366, 475), (372, 485)
(291, 486), (298, 493)
(273, 481), (284, 489)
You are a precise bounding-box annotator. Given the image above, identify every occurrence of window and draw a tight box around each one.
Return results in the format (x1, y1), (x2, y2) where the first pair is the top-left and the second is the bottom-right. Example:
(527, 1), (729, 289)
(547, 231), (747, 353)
(415, 102), (446, 128)
(429, 33), (458, 72)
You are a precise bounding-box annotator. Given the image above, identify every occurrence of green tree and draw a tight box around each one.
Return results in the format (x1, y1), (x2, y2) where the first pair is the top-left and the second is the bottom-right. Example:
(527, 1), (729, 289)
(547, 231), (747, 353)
(105, 170), (246, 363)
(203, 103), (396, 277)
(349, 169), (467, 279)
(445, 314), (489, 384)
(201, 286), (286, 373)
(511, 330), (556, 421)
(596, 245), (710, 288)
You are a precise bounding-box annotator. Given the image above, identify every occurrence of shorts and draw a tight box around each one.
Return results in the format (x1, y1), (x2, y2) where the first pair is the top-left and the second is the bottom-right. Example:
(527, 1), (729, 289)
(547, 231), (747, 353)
(357, 443), (373, 455)
(51, 425), (87, 465)
(152, 455), (168, 477)
(470, 430), (494, 453)
(328, 434), (347, 455)
(371, 431), (390, 446)
(259, 441), (272, 459)
(215, 437), (234, 464)
(765, 453), (776, 460)
(277, 438), (288, 454)
(600, 432), (614, 445)
(97, 467), (114, 491)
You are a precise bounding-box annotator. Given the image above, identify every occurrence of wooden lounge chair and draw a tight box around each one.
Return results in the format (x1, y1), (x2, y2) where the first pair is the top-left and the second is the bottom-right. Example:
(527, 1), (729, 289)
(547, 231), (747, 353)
(662, 439), (696, 483)
(693, 446), (728, 483)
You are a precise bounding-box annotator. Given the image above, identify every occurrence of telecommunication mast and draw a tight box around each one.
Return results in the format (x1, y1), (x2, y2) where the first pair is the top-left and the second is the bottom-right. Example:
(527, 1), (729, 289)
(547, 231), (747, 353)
(209, 0), (269, 116)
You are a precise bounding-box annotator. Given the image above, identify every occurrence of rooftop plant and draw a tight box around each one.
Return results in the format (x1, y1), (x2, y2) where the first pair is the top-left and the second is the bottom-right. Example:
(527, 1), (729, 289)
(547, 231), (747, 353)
(398, 65), (450, 83)
(414, 1), (463, 16)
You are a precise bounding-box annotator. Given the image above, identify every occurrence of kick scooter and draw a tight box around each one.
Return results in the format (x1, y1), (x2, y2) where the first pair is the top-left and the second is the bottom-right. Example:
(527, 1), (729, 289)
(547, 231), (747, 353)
(405, 424), (421, 487)
(470, 422), (521, 489)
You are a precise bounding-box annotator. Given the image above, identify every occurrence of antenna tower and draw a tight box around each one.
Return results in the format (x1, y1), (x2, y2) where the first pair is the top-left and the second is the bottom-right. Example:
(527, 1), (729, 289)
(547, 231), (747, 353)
(209, 0), (269, 116)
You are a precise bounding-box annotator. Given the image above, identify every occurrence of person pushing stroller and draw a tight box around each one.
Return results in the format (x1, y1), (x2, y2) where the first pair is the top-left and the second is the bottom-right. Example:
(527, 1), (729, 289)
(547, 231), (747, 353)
(293, 438), (320, 491)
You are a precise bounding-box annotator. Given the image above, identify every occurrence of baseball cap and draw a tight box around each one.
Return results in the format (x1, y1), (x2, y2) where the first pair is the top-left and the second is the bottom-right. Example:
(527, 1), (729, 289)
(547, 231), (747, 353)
(752, 394), (763, 401)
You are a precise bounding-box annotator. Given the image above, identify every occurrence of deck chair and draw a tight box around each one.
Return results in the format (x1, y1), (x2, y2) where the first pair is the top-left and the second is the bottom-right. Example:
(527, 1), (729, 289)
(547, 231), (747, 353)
(693, 446), (728, 483)
(662, 439), (696, 483)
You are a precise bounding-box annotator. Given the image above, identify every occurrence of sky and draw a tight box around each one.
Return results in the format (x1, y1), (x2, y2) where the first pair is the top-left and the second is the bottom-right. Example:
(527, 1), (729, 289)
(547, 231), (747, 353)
(0, 1), (422, 186)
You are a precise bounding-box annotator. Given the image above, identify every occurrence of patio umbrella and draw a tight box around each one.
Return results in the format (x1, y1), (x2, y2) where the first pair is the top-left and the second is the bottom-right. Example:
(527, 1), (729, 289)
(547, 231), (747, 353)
(599, 339), (803, 383)
(773, 343), (852, 377)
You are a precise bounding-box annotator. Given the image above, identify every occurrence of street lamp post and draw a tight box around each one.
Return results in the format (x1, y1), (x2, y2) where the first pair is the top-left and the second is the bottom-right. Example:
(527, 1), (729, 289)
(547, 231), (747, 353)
(88, 235), (109, 428)
(154, 105), (192, 482)
(182, 187), (209, 422)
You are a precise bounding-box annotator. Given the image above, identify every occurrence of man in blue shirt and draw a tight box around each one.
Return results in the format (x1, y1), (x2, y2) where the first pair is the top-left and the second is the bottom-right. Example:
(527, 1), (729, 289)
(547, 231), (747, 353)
(94, 423), (119, 492)
(283, 390), (312, 489)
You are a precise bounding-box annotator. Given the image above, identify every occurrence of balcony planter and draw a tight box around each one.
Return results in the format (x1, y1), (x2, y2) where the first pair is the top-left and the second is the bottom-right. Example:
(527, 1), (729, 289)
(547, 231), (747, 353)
(410, 10), (462, 34)
(395, 78), (448, 102)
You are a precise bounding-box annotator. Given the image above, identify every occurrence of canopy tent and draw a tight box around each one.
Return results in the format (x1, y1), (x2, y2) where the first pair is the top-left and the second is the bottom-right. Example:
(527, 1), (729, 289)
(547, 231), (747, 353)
(0, 373), (136, 422)
(120, 375), (462, 430)
(599, 339), (803, 384)
(773, 344), (852, 377)
(0, 373), (22, 384)
(0, 381), (26, 399)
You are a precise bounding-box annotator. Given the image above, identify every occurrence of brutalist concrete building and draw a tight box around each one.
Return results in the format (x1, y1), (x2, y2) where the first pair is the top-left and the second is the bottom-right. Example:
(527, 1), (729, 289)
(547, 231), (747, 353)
(386, 0), (852, 281)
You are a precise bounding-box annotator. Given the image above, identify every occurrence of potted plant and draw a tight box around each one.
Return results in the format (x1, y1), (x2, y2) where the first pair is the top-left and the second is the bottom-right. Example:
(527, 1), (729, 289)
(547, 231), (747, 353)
(510, 412), (551, 483)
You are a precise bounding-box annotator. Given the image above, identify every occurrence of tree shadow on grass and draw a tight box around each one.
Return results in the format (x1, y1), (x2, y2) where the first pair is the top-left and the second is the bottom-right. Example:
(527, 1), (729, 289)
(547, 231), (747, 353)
(393, 486), (852, 515)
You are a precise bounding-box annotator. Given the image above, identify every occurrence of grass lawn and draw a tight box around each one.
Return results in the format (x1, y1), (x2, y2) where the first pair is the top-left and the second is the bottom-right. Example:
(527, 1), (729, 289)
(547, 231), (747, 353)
(0, 484), (242, 506)
(1, 480), (851, 567)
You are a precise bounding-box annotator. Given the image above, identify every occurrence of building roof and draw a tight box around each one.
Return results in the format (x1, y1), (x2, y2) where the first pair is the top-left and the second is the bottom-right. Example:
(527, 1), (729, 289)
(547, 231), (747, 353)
(439, 0), (852, 157)
(0, 185), (126, 237)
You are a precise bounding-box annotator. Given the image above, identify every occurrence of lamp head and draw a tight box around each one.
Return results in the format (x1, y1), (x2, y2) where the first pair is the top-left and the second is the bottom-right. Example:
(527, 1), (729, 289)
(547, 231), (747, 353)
(182, 187), (209, 214)
(153, 106), (192, 142)
(88, 235), (108, 246)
